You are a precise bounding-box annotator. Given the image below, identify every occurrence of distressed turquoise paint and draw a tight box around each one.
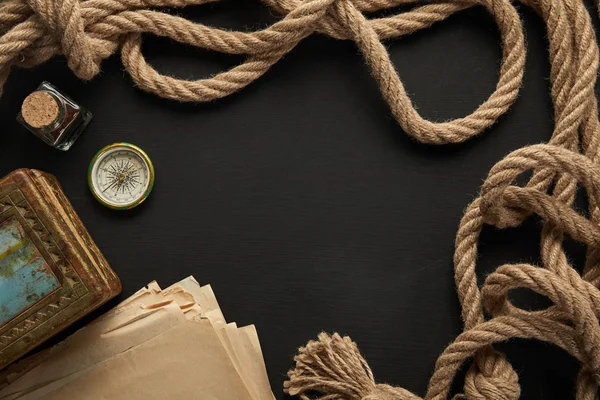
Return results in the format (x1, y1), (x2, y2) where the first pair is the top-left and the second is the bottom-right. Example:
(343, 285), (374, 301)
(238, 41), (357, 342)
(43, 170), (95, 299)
(0, 219), (58, 326)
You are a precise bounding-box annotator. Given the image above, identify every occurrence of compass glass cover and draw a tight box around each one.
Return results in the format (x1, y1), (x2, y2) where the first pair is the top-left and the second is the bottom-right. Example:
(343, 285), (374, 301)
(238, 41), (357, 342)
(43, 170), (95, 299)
(90, 146), (152, 208)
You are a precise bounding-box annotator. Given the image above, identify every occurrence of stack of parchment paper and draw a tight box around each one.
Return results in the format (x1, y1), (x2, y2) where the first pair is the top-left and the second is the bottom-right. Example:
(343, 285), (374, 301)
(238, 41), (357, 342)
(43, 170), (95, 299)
(0, 277), (274, 400)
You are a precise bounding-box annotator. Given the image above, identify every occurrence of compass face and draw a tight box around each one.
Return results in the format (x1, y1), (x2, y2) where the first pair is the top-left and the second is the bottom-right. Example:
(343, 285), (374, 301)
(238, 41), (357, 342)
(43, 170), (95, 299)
(89, 143), (154, 210)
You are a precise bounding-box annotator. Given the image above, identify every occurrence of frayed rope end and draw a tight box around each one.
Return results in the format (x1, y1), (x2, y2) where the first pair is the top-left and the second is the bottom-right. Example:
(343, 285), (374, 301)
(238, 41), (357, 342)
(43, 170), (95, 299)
(284, 333), (420, 400)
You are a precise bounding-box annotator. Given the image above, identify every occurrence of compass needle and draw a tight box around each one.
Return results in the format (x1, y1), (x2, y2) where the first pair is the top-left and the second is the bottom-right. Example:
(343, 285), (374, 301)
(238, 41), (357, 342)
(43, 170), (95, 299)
(102, 179), (119, 193)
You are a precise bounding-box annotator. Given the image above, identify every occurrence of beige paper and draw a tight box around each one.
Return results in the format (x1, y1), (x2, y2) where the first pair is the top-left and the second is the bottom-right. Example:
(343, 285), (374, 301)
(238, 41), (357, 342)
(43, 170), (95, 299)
(0, 281), (166, 390)
(175, 277), (226, 324)
(233, 325), (275, 400)
(223, 323), (273, 400)
(0, 280), (191, 400)
(42, 318), (254, 400)
(0, 302), (186, 400)
(0, 277), (274, 400)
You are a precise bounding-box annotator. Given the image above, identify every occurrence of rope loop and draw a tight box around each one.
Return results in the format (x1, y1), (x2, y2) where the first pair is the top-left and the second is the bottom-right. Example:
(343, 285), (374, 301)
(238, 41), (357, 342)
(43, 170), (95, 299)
(0, 0), (525, 144)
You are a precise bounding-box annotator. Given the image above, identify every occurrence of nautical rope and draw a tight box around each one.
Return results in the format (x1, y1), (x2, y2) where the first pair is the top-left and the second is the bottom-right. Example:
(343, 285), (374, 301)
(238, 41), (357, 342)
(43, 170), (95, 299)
(2, 0), (599, 398)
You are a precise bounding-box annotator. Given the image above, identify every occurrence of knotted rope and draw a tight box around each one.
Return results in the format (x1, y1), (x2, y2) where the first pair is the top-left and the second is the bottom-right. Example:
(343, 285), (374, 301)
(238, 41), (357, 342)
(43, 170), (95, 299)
(284, 0), (600, 399)
(0, 0), (525, 144)
(2, 0), (600, 398)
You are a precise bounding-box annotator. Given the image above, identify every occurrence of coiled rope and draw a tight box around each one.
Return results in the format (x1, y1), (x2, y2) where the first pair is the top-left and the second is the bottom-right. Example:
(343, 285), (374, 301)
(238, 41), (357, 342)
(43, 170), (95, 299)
(1, 0), (599, 398)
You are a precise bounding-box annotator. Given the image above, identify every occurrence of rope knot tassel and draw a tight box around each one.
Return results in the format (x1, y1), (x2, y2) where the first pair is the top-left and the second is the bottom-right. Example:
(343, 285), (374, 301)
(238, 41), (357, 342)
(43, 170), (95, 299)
(284, 332), (420, 400)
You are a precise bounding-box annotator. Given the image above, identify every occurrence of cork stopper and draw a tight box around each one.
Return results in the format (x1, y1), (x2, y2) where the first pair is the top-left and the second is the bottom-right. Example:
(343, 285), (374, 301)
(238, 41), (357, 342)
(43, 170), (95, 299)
(21, 91), (60, 129)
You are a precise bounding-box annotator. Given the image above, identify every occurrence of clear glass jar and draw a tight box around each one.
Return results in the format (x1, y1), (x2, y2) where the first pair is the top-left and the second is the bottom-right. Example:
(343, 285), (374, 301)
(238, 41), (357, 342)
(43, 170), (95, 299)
(17, 82), (92, 151)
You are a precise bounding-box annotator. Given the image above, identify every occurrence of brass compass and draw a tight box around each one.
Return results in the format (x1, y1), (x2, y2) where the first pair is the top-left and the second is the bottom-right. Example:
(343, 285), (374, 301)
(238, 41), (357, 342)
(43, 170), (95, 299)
(88, 143), (155, 210)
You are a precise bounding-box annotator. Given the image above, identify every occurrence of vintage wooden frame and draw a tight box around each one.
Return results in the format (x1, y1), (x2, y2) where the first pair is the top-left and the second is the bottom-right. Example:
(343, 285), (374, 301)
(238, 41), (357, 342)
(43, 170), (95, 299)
(0, 169), (121, 370)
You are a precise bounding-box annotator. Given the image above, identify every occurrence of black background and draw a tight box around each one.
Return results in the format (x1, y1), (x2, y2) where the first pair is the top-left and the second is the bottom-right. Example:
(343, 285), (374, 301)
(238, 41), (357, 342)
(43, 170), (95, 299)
(0, 2), (588, 399)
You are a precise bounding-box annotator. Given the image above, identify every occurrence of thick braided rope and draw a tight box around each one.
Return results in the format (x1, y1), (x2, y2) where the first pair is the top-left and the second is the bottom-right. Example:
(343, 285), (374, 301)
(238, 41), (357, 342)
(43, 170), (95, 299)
(3, 0), (600, 399)
(0, 0), (525, 144)
(285, 1), (600, 400)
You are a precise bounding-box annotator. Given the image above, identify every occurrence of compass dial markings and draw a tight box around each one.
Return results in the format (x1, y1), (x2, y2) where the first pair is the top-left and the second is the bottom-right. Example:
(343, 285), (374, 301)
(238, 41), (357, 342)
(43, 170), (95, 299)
(90, 145), (152, 208)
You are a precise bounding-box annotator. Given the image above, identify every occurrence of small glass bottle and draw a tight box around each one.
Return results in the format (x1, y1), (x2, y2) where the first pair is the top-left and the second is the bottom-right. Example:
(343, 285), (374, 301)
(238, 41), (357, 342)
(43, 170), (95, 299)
(17, 82), (92, 151)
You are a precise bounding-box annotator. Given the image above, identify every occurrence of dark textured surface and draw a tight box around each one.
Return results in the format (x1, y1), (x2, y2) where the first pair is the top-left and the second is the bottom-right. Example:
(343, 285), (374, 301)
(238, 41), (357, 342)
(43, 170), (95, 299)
(0, 2), (584, 398)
